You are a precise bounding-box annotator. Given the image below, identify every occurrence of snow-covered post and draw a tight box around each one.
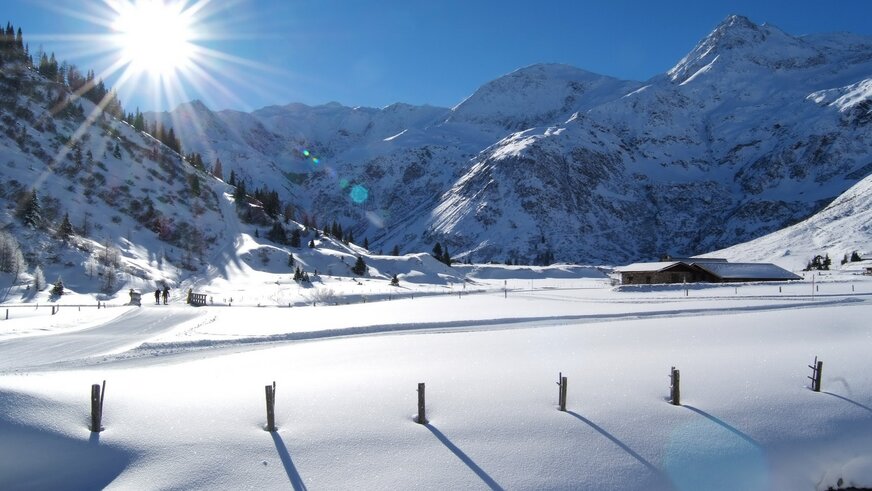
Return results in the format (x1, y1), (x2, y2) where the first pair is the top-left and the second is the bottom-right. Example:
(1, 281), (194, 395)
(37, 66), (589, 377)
(90, 380), (105, 432)
(670, 367), (681, 406)
(265, 381), (276, 431)
(416, 383), (427, 424)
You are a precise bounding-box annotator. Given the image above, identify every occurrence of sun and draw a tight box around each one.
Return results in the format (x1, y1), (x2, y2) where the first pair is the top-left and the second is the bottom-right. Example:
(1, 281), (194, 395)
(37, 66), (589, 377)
(113, 0), (195, 77)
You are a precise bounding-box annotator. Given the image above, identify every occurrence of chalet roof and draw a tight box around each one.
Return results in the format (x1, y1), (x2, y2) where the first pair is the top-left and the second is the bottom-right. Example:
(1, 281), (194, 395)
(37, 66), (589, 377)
(615, 261), (684, 273)
(692, 262), (801, 281)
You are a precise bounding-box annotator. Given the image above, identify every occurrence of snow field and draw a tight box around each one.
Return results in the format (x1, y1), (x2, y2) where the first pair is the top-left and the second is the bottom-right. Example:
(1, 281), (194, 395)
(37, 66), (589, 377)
(1, 285), (871, 490)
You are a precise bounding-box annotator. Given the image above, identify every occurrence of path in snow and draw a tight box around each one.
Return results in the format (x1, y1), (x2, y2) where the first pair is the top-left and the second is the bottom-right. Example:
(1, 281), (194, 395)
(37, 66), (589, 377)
(0, 306), (202, 372)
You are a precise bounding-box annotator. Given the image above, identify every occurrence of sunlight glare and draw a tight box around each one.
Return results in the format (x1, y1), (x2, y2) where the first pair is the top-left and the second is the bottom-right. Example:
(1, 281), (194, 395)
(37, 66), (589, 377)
(113, 1), (194, 77)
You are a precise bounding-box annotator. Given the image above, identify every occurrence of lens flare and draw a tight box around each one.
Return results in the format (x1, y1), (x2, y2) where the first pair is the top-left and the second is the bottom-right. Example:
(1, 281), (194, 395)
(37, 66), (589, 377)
(350, 185), (369, 204)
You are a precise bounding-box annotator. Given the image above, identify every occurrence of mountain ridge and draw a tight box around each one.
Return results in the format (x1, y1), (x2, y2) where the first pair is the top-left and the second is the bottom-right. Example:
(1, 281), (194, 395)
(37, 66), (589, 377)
(147, 15), (872, 265)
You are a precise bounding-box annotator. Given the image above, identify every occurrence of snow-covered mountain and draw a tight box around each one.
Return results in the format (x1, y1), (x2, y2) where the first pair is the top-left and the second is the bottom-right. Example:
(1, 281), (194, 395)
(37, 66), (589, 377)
(150, 15), (872, 265)
(707, 169), (872, 271)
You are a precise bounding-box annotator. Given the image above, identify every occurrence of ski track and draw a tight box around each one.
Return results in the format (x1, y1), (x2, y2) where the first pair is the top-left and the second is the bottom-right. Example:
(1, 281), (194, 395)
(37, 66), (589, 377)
(54, 295), (866, 368)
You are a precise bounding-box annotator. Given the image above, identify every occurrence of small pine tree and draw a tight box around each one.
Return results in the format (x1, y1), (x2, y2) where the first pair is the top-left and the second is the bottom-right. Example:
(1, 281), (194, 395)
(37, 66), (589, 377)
(432, 242), (443, 260)
(289, 229), (301, 248)
(293, 266), (302, 281)
(363, 237), (369, 250)
(288, 253), (295, 268)
(113, 142), (122, 159)
(842, 254), (849, 266)
(50, 276), (64, 296)
(390, 274), (399, 286)
(442, 247), (451, 266)
(308, 239), (315, 248)
(391, 244), (400, 256)
(352, 256), (367, 276)
(851, 251), (863, 262)
(33, 266), (45, 291)
(57, 212), (74, 241)
(19, 189), (41, 228)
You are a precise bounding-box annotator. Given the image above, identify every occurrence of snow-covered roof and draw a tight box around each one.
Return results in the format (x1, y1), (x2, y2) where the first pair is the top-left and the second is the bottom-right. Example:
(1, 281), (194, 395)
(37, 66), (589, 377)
(693, 262), (801, 280)
(615, 261), (683, 273)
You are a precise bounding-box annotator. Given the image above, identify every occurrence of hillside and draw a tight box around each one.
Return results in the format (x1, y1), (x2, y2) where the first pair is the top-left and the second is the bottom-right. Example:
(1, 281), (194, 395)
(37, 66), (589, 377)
(150, 15), (872, 265)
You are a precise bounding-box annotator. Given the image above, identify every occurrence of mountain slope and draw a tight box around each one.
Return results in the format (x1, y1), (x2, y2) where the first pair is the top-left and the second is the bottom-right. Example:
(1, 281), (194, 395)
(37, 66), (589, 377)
(152, 15), (872, 265)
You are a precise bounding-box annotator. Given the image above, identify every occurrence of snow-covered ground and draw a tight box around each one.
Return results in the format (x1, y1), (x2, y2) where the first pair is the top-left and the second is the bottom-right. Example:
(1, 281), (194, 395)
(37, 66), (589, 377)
(1, 270), (871, 490)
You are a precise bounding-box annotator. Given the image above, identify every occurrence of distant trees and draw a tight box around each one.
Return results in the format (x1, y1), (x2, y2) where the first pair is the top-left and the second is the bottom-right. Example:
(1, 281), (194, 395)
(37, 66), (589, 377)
(0, 231), (26, 278)
(805, 254), (831, 271)
(432, 242), (451, 266)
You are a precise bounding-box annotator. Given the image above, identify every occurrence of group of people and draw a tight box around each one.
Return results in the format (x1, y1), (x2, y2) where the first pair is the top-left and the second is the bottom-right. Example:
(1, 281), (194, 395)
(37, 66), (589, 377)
(154, 286), (170, 305)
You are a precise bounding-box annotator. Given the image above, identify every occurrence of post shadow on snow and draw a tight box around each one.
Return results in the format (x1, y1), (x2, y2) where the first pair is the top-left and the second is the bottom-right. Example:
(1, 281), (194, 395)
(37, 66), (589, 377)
(424, 424), (504, 491)
(823, 392), (872, 414)
(566, 411), (666, 480)
(270, 432), (307, 491)
(682, 406), (761, 448)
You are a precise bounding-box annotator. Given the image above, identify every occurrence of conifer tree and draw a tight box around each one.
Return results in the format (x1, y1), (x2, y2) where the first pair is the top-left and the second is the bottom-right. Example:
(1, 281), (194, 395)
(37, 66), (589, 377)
(391, 244), (400, 256)
(289, 228), (301, 248)
(33, 266), (45, 291)
(57, 212), (74, 241)
(432, 242), (443, 260)
(51, 276), (64, 296)
(19, 189), (41, 228)
(352, 256), (367, 276)
(212, 158), (223, 180)
(287, 253), (294, 268)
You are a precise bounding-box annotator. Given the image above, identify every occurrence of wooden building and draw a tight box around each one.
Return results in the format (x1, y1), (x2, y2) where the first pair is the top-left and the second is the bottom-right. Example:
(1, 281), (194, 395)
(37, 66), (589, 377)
(616, 259), (800, 285)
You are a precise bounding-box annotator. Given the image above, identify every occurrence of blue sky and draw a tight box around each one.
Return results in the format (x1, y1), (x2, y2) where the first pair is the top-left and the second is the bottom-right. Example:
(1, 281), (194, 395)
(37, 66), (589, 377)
(6, 0), (872, 113)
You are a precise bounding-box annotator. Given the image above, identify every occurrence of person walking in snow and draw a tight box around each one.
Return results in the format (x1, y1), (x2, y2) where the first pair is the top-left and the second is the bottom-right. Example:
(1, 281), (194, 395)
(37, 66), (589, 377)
(154, 289), (161, 304)
(162, 286), (169, 305)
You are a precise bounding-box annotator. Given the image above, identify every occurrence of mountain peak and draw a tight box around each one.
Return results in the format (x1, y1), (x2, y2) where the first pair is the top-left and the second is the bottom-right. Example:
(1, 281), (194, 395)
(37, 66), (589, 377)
(666, 14), (821, 85)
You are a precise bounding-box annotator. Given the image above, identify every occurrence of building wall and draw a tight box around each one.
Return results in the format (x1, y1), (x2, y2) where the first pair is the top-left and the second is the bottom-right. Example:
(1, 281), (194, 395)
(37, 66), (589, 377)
(622, 269), (697, 285)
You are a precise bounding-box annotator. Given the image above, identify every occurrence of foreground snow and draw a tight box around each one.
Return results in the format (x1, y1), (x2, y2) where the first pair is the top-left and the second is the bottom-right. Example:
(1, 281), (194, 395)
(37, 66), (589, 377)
(1, 275), (871, 490)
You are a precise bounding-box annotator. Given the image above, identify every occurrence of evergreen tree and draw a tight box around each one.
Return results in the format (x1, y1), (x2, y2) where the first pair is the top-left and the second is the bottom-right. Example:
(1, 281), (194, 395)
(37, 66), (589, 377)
(363, 237), (369, 250)
(390, 274), (399, 286)
(228, 169), (237, 187)
(212, 158), (223, 180)
(287, 253), (294, 268)
(851, 251), (863, 262)
(391, 244), (400, 256)
(351, 256), (367, 276)
(33, 266), (45, 291)
(442, 246), (451, 266)
(113, 142), (122, 159)
(50, 276), (64, 296)
(432, 242), (443, 260)
(233, 179), (247, 205)
(266, 221), (287, 244)
(19, 189), (41, 228)
(57, 212), (74, 241)
(289, 228), (301, 248)
(293, 266), (302, 281)
(308, 239), (315, 248)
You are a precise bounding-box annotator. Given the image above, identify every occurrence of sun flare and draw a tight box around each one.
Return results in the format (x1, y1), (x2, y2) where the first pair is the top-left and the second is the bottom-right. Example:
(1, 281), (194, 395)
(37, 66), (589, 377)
(113, 1), (195, 77)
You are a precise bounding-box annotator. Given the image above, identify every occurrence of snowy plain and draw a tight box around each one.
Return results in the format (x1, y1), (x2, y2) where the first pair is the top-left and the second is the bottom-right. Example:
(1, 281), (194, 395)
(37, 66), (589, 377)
(1, 268), (871, 491)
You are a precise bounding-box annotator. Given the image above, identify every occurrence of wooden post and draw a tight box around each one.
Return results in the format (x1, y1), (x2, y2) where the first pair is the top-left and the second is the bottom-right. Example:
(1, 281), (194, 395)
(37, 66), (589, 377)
(670, 367), (681, 406)
(265, 381), (276, 431)
(416, 383), (427, 424)
(558, 375), (568, 411)
(808, 357), (823, 392)
(90, 382), (104, 432)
